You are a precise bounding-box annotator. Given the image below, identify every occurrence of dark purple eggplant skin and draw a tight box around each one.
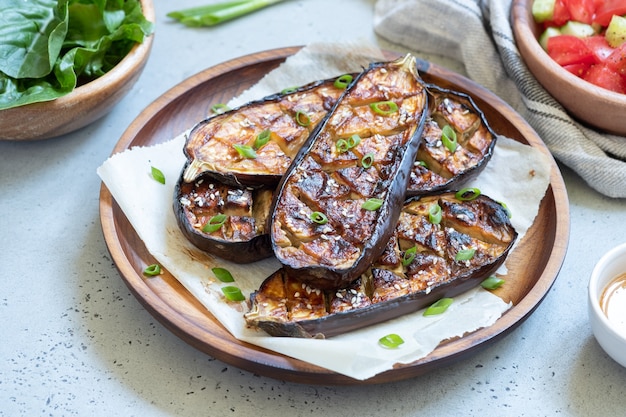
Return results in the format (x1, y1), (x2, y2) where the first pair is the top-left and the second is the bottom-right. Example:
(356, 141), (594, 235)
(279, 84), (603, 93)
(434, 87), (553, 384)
(269, 54), (429, 290)
(173, 166), (274, 264)
(406, 83), (498, 197)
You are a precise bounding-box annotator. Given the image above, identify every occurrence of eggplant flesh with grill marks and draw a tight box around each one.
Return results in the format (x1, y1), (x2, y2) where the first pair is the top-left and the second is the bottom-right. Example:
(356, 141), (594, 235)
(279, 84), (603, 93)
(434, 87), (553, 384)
(173, 82), (497, 264)
(182, 77), (347, 187)
(181, 65), (495, 194)
(245, 191), (518, 338)
(269, 54), (429, 290)
(407, 84), (497, 196)
(173, 166), (275, 263)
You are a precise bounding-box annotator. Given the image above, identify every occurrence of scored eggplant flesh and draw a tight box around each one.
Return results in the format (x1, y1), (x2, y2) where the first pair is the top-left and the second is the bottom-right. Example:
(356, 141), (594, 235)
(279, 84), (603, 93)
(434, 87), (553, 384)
(245, 191), (518, 338)
(269, 54), (429, 290)
(407, 84), (497, 196)
(173, 83), (498, 267)
(182, 77), (348, 187)
(182, 64), (496, 194)
(173, 167), (275, 263)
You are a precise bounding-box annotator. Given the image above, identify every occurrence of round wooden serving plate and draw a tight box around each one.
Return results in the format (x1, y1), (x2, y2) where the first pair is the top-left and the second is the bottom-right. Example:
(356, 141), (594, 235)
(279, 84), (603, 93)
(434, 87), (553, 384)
(99, 46), (569, 385)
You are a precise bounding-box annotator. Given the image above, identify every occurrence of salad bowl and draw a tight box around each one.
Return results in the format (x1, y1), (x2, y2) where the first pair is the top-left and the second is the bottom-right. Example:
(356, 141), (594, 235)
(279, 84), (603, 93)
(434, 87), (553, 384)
(512, 0), (626, 135)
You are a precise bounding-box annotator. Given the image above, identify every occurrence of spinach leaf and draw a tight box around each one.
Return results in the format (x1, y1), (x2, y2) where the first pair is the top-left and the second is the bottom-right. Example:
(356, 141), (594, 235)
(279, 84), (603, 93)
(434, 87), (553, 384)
(0, 0), (69, 79)
(0, 0), (153, 111)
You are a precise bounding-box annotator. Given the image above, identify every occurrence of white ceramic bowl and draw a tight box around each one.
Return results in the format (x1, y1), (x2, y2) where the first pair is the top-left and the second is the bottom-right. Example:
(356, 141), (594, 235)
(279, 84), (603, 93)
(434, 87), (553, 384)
(588, 242), (626, 368)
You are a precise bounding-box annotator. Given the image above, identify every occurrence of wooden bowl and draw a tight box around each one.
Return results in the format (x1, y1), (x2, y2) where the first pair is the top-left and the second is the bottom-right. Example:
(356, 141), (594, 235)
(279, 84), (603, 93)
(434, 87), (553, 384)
(512, 0), (626, 135)
(0, 0), (155, 141)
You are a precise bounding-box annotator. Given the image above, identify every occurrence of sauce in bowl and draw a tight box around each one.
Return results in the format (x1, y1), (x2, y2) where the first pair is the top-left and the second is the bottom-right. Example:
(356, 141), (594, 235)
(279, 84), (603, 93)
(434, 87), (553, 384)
(600, 272), (626, 336)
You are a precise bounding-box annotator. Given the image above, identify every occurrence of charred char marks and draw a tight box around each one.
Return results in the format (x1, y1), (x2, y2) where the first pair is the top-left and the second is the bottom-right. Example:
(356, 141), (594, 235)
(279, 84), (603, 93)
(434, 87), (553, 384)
(408, 84), (498, 196)
(246, 191), (517, 338)
(269, 54), (429, 290)
(173, 167), (274, 263)
(182, 77), (348, 187)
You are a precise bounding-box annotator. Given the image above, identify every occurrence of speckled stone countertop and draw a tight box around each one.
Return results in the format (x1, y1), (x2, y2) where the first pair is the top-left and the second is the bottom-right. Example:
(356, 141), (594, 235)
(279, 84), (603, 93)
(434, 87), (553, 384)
(2, 1), (625, 416)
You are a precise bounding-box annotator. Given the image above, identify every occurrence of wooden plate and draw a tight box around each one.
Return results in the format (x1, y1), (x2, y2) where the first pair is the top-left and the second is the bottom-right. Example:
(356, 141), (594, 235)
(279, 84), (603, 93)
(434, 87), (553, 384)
(99, 46), (569, 385)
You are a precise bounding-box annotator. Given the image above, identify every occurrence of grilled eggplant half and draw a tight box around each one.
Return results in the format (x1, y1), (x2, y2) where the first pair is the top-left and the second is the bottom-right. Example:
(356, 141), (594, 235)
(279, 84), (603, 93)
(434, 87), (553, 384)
(407, 84), (497, 196)
(245, 190), (517, 338)
(269, 54), (429, 290)
(182, 76), (348, 187)
(174, 167), (274, 263)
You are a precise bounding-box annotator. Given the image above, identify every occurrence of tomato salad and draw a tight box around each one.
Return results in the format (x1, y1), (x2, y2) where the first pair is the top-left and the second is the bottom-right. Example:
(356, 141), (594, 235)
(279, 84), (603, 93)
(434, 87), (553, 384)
(532, 0), (626, 93)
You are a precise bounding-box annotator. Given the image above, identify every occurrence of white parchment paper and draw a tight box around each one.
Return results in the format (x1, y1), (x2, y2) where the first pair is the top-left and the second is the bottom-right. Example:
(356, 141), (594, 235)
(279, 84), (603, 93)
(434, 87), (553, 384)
(97, 42), (553, 381)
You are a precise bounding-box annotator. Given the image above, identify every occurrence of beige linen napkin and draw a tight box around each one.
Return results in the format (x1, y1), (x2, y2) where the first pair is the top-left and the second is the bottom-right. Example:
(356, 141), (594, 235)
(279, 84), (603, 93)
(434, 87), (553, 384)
(374, 0), (626, 198)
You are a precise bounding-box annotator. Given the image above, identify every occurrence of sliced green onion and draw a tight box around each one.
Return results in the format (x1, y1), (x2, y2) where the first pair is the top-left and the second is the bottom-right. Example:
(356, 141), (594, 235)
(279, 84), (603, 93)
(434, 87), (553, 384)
(402, 245), (417, 267)
(481, 276), (505, 290)
(151, 166), (165, 184)
(212, 267), (235, 282)
(295, 110), (311, 127)
(378, 333), (404, 349)
(310, 211), (328, 225)
(334, 74), (353, 89)
(254, 129), (271, 149)
(221, 286), (245, 302)
(423, 298), (454, 316)
(281, 86), (298, 94)
(336, 135), (361, 153)
(202, 214), (228, 233)
(428, 203), (442, 224)
(167, 0), (289, 27)
(336, 138), (349, 153)
(347, 134), (361, 148)
(362, 198), (383, 211)
(455, 248), (476, 261)
(370, 100), (398, 115)
(143, 264), (162, 276)
(361, 153), (375, 168)
(210, 103), (230, 114)
(233, 144), (257, 159)
(441, 125), (458, 153)
(416, 160), (428, 168)
(455, 187), (481, 201)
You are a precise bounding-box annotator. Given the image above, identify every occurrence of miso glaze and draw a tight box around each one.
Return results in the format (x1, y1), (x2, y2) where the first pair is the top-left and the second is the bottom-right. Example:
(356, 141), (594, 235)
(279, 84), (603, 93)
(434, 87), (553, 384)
(600, 272), (626, 336)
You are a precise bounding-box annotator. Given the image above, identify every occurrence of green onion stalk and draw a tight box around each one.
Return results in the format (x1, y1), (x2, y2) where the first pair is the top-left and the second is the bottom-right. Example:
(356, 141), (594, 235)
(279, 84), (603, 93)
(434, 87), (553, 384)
(168, 0), (289, 27)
